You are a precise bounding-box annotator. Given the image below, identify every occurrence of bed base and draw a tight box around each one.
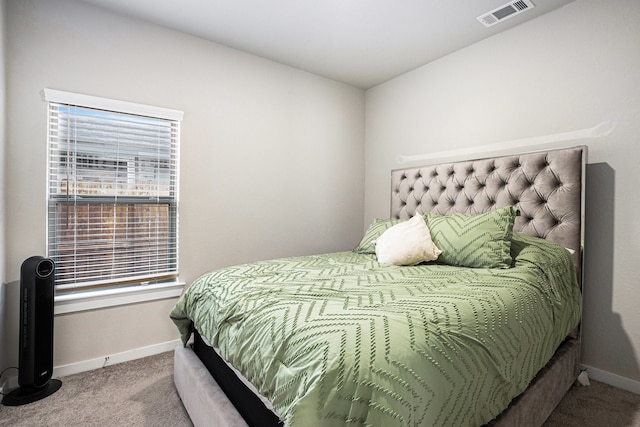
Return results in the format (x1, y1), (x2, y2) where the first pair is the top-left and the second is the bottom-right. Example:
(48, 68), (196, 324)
(174, 331), (580, 427)
(174, 342), (248, 427)
(174, 331), (282, 427)
(489, 336), (580, 426)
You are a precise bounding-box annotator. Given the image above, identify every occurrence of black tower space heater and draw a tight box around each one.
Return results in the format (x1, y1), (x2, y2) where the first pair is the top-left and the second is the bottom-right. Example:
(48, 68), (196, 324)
(2, 256), (62, 406)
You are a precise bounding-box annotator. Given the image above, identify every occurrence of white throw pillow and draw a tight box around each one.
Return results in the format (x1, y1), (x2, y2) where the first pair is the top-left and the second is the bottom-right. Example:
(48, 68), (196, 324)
(375, 215), (442, 266)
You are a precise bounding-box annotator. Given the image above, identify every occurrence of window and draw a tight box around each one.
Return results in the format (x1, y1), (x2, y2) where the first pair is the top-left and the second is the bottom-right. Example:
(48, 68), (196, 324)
(44, 89), (182, 295)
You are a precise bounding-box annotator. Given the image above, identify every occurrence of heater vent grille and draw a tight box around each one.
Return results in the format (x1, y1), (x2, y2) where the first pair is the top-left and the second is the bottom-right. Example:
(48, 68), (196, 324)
(477, 0), (535, 27)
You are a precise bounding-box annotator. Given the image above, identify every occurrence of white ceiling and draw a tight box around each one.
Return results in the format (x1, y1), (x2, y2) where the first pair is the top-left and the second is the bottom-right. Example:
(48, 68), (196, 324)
(78, 0), (575, 89)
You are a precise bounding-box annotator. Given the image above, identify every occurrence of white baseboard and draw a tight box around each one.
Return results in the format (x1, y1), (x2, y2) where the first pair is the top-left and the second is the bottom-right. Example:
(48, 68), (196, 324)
(581, 364), (640, 395)
(52, 339), (182, 378)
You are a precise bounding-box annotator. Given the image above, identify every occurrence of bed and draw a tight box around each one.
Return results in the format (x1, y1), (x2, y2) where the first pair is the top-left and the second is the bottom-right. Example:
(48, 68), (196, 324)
(171, 145), (586, 427)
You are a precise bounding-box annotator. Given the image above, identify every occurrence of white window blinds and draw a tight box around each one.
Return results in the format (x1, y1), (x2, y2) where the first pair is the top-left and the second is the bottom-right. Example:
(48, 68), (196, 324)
(44, 89), (182, 293)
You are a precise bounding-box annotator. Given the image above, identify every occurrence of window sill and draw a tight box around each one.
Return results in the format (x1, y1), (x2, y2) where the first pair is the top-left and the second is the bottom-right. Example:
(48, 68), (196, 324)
(54, 281), (185, 315)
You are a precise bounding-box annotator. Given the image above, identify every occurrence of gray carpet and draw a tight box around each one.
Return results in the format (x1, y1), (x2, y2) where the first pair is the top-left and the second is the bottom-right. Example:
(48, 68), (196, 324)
(1, 350), (639, 426)
(0, 351), (192, 427)
(544, 379), (640, 427)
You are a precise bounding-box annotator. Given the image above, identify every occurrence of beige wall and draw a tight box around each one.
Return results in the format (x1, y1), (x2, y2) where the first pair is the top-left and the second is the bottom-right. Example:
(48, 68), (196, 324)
(3, 0), (364, 369)
(365, 0), (640, 383)
(0, 0), (7, 374)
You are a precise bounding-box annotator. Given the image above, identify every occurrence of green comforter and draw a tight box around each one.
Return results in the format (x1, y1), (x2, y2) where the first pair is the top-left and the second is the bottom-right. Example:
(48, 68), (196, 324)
(170, 233), (581, 426)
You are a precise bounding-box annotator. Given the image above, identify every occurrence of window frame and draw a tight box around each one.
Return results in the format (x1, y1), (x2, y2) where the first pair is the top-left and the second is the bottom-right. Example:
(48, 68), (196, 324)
(43, 89), (184, 312)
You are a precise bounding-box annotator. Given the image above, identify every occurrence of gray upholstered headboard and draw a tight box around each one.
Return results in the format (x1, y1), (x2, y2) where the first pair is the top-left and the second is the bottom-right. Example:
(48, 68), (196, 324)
(390, 146), (586, 273)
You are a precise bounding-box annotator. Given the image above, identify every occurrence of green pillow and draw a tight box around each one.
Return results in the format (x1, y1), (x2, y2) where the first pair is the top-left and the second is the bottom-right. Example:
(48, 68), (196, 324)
(424, 206), (519, 268)
(354, 218), (403, 254)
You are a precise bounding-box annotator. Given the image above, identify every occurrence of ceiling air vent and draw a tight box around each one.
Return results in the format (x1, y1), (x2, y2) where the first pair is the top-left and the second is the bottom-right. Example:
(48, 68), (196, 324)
(477, 0), (535, 28)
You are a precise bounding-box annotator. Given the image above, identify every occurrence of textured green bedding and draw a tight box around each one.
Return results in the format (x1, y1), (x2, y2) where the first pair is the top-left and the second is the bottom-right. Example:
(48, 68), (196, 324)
(170, 232), (581, 426)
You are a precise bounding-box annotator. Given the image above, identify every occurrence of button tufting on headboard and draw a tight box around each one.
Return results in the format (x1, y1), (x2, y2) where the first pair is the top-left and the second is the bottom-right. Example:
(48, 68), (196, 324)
(390, 146), (586, 271)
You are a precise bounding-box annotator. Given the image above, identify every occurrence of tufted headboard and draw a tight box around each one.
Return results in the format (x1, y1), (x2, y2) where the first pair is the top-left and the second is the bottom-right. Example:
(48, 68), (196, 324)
(390, 146), (586, 275)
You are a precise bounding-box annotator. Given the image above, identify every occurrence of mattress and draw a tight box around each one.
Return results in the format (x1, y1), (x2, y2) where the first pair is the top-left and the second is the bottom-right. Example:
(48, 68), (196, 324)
(170, 232), (581, 426)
